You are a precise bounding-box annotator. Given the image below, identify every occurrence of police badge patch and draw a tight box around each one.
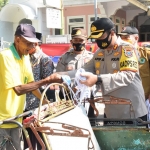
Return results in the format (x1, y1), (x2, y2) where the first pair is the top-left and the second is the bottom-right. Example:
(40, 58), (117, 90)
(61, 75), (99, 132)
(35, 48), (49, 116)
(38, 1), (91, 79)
(124, 50), (133, 57)
(139, 58), (145, 64)
(123, 46), (133, 58)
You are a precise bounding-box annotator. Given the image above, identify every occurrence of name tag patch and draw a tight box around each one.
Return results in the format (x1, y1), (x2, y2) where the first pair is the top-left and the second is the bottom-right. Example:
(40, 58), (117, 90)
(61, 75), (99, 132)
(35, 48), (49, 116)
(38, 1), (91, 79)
(111, 58), (119, 61)
(120, 60), (138, 69)
(95, 58), (104, 61)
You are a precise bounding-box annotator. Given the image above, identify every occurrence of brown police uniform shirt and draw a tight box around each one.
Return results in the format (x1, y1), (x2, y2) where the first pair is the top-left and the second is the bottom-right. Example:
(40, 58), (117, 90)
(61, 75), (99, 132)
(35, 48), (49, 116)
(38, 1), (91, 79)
(139, 47), (150, 99)
(56, 49), (93, 72)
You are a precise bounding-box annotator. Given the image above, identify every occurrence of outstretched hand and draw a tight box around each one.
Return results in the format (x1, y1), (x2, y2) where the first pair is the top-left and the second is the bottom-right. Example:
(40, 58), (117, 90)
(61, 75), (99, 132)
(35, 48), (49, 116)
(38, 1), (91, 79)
(80, 72), (97, 87)
(45, 73), (63, 84)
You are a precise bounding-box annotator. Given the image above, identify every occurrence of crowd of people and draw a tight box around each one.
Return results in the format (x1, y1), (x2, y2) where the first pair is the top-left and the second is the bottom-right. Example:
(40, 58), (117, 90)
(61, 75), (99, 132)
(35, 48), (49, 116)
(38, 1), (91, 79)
(0, 17), (150, 149)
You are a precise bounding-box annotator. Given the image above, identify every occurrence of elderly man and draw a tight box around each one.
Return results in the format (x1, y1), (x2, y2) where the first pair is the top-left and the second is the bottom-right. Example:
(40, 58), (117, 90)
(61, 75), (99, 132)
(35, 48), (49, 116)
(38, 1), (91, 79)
(118, 26), (139, 48)
(0, 24), (61, 149)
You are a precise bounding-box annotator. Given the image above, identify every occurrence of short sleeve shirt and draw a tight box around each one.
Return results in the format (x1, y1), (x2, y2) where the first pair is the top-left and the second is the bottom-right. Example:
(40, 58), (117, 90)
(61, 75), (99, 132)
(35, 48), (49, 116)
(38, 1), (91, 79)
(0, 44), (34, 128)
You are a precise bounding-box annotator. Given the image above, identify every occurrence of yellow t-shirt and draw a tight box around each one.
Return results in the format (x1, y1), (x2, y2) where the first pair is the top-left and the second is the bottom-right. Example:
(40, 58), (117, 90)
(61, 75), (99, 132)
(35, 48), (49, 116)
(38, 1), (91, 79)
(0, 44), (34, 128)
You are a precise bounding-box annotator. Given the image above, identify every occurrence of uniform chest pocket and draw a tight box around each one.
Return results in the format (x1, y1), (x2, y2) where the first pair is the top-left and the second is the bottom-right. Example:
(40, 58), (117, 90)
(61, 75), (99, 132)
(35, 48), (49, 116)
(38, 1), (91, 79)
(110, 61), (120, 73)
(108, 57), (120, 73)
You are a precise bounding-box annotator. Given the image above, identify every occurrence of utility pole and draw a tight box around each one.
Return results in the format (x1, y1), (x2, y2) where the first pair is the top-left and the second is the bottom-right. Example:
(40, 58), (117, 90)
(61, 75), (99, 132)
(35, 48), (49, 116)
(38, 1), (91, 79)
(94, 0), (97, 21)
(60, 0), (64, 35)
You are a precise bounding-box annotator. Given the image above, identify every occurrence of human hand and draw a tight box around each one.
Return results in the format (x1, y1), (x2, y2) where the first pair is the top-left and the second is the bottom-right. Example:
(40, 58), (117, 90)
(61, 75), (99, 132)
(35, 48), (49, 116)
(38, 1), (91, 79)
(72, 86), (78, 93)
(45, 73), (62, 84)
(80, 72), (97, 87)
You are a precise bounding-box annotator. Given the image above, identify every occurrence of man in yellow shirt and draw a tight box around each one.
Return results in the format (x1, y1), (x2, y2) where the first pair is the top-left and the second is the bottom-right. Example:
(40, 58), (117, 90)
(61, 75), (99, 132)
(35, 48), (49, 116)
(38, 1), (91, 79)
(0, 24), (62, 150)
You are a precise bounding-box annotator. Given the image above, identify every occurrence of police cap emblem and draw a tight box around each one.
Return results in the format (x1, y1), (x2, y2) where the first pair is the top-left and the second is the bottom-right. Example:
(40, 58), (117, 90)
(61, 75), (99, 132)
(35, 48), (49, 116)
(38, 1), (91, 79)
(91, 25), (97, 32)
(76, 30), (81, 35)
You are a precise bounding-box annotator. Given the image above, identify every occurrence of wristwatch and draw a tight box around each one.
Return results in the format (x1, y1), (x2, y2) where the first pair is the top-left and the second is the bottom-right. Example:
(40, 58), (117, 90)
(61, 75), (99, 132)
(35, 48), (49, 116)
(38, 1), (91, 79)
(96, 75), (102, 85)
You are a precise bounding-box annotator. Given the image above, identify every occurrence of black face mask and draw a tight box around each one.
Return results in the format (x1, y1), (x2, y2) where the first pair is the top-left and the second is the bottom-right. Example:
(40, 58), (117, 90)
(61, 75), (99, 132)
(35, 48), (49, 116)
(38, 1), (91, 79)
(96, 32), (112, 49)
(73, 43), (85, 51)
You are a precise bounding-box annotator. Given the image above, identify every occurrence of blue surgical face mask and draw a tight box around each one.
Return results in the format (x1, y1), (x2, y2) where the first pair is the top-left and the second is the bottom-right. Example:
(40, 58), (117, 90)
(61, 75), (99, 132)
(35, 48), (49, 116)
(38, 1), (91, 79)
(96, 32), (112, 49)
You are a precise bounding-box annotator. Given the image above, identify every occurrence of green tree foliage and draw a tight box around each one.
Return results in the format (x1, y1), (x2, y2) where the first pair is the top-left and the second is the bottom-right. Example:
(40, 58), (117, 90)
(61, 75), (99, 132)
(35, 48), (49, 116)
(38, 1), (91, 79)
(0, 0), (8, 11)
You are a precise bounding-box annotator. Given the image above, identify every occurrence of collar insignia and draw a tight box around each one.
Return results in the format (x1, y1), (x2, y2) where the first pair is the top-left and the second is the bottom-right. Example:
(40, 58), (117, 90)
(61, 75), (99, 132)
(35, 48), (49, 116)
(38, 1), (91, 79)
(113, 44), (118, 50)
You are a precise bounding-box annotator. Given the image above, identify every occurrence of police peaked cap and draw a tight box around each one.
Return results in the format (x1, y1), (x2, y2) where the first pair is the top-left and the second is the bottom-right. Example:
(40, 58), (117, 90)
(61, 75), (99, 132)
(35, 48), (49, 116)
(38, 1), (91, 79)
(118, 26), (139, 35)
(88, 18), (115, 39)
(71, 28), (87, 40)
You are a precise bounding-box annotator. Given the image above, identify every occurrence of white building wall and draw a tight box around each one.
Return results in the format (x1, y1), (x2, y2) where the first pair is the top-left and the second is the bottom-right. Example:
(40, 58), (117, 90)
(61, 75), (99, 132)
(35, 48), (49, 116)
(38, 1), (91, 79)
(126, 9), (145, 25)
(101, 1), (129, 17)
(0, 21), (13, 42)
(5, 0), (150, 43)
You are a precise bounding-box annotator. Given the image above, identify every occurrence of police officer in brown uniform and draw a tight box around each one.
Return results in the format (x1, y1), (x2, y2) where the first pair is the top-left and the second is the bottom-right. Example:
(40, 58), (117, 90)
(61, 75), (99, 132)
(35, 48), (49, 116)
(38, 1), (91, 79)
(56, 28), (93, 73)
(139, 43), (150, 99)
(50, 18), (147, 121)
(65, 18), (147, 120)
(118, 27), (150, 99)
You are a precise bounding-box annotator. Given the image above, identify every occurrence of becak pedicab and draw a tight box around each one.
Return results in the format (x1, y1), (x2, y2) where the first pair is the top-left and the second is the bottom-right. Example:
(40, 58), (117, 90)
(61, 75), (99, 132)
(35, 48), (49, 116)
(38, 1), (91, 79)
(87, 96), (150, 150)
(23, 82), (100, 150)
(22, 75), (150, 150)
(2, 83), (149, 150)
(0, 110), (34, 150)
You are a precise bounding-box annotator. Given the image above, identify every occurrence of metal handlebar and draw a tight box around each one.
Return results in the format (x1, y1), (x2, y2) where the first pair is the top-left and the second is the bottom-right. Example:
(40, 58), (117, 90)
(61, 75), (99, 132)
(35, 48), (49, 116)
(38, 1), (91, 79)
(0, 110), (34, 126)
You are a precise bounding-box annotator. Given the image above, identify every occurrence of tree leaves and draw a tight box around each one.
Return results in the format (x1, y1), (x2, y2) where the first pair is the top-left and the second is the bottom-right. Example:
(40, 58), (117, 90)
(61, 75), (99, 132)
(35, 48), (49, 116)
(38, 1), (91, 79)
(0, 0), (8, 11)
